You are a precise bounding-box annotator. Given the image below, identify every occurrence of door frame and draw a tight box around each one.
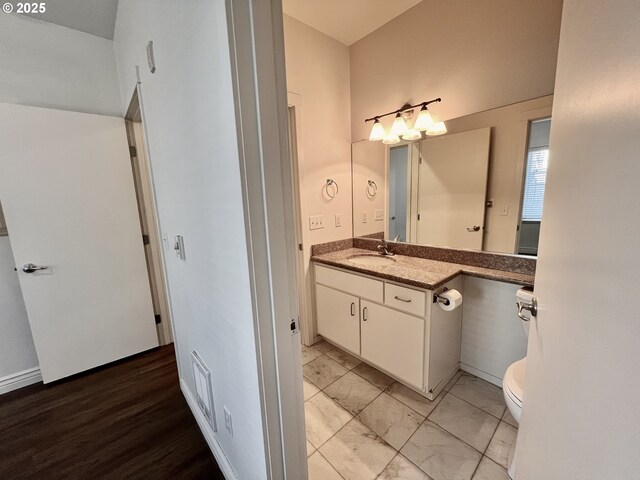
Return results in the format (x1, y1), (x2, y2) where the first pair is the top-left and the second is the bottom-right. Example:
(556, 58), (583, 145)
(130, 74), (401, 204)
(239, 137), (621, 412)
(287, 93), (314, 347)
(226, 0), (307, 478)
(124, 86), (173, 346)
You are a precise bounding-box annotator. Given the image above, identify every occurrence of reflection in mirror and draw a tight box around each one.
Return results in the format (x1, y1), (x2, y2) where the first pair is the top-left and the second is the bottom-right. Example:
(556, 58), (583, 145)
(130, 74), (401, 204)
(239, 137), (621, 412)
(518, 118), (551, 256)
(352, 95), (553, 255)
(388, 145), (409, 242)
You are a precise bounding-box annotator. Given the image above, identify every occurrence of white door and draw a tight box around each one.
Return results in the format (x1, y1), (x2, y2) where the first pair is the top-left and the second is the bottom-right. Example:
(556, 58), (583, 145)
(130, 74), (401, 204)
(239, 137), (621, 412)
(0, 103), (158, 383)
(417, 127), (491, 249)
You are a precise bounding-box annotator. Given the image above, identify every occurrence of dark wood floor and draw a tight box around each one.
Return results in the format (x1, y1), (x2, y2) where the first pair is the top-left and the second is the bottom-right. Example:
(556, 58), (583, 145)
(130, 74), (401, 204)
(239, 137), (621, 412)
(0, 345), (225, 480)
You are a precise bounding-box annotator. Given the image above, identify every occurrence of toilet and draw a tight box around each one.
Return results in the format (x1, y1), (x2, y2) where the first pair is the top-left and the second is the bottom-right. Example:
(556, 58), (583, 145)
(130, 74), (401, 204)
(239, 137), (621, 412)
(502, 287), (534, 479)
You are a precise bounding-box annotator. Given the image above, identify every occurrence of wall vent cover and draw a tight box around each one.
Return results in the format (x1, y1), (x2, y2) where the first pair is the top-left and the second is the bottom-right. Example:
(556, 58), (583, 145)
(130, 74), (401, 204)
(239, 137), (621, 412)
(191, 351), (216, 431)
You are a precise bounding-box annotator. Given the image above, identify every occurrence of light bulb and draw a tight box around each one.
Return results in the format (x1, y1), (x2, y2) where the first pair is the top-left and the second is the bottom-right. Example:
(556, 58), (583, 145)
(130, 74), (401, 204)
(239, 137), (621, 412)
(413, 105), (434, 131)
(426, 121), (447, 136)
(368, 118), (385, 141)
(382, 134), (400, 145)
(390, 113), (408, 136)
(401, 129), (421, 141)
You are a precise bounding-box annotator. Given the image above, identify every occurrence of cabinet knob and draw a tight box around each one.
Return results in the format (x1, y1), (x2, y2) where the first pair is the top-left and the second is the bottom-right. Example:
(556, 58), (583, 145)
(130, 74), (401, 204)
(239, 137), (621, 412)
(350, 302), (356, 316)
(362, 306), (368, 321)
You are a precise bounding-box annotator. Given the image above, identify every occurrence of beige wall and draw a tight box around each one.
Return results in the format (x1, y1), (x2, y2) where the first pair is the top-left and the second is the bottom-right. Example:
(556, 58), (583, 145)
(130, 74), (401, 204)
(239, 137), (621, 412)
(349, 0), (563, 142)
(284, 15), (352, 341)
(352, 140), (386, 237)
(516, 0), (640, 478)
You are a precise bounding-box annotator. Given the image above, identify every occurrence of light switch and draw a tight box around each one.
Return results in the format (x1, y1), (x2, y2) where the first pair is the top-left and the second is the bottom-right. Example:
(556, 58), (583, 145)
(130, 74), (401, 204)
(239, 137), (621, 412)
(174, 235), (186, 260)
(309, 215), (324, 230)
(500, 205), (509, 216)
(362, 212), (368, 223)
(335, 214), (342, 227)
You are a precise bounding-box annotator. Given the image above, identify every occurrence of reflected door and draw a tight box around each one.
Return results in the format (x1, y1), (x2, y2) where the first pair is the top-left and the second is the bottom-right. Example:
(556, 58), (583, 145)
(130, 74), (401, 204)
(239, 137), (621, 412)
(0, 103), (158, 382)
(388, 145), (409, 242)
(417, 128), (491, 249)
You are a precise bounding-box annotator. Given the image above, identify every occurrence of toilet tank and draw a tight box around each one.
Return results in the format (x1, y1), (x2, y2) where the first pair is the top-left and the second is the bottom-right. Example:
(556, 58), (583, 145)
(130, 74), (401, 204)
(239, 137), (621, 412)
(516, 287), (535, 336)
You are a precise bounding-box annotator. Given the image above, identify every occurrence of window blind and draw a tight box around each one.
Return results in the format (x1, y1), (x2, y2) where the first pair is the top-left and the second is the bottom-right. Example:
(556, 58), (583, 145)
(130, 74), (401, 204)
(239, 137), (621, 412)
(522, 147), (548, 221)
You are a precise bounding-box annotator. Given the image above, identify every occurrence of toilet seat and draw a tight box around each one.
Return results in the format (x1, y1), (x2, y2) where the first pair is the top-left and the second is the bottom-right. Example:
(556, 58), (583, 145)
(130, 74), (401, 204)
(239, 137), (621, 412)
(503, 358), (526, 420)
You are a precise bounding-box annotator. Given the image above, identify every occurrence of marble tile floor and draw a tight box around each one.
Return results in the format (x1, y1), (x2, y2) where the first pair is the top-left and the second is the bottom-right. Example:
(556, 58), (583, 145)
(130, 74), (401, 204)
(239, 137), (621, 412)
(302, 340), (517, 480)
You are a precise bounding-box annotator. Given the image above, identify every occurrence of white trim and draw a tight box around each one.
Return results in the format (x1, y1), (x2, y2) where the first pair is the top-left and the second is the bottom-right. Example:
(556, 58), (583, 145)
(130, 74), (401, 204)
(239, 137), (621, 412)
(460, 363), (503, 388)
(180, 379), (238, 480)
(225, 0), (307, 477)
(0, 367), (42, 395)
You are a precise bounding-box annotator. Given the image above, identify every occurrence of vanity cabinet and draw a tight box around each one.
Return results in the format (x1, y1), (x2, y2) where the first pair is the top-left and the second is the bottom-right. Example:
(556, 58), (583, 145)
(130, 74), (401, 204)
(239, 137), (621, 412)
(314, 264), (463, 398)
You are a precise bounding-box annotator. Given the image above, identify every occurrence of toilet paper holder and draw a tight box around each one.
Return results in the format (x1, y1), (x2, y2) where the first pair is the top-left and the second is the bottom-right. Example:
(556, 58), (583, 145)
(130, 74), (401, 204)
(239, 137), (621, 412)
(433, 288), (451, 306)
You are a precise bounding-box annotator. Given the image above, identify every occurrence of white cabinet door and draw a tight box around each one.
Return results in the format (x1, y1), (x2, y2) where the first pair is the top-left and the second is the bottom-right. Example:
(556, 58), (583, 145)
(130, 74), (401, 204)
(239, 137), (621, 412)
(316, 284), (360, 355)
(361, 301), (424, 389)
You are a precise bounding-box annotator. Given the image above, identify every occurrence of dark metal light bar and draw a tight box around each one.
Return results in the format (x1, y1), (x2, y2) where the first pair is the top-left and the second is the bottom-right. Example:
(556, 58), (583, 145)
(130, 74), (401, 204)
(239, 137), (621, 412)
(364, 98), (442, 123)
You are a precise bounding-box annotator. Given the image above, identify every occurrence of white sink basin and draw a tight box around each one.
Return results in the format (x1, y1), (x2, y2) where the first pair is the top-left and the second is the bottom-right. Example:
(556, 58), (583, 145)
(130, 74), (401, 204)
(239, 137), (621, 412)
(347, 255), (396, 266)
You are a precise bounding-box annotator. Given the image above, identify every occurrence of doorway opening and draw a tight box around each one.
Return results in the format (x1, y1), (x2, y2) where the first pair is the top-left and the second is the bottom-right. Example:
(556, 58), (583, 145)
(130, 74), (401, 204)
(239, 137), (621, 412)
(125, 87), (173, 345)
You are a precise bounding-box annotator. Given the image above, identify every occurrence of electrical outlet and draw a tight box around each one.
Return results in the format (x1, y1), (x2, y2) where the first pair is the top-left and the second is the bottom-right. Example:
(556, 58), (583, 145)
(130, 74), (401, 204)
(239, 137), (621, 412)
(224, 406), (233, 437)
(309, 215), (324, 230)
(335, 214), (342, 227)
(362, 212), (368, 223)
(374, 209), (384, 221)
(500, 205), (509, 216)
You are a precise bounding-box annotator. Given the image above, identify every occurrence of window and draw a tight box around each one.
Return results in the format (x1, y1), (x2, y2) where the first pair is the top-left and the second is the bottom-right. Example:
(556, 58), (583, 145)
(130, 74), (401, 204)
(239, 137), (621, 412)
(521, 147), (549, 221)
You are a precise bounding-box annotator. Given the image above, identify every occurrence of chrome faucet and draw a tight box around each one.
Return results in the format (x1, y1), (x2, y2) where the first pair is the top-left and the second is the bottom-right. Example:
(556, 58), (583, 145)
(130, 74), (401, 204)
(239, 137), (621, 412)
(377, 235), (400, 256)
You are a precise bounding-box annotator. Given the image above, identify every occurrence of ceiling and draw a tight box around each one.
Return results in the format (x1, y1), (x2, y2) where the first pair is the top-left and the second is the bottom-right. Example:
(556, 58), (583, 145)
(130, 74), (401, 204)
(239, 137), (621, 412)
(282, 0), (422, 45)
(24, 0), (119, 40)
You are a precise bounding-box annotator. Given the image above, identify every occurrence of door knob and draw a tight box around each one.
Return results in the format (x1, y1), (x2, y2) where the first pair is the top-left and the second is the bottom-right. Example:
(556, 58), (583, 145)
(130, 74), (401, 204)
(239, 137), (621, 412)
(22, 263), (48, 273)
(467, 225), (481, 232)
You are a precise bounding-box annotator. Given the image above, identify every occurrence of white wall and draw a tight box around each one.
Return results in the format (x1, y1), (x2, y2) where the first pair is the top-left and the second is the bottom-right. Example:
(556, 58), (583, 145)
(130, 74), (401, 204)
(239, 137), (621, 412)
(516, 0), (640, 478)
(460, 277), (528, 386)
(283, 15), (352, 341)
(0, 15), (122, 386)
(0, 15), (121, 116)
(114, 2), (267, 478)
(0, 237), (38, 378)
(349, 0), (563, 141)
(284, 15), (352, 245)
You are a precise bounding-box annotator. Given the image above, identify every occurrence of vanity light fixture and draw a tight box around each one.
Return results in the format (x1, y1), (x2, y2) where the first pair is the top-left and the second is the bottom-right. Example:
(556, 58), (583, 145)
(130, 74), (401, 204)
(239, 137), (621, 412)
(401, 129), (422, 141)
(413, 104), (434, 131)
(382, 133), (400, 145)
(390, 113), (409, 137)
(368, 118), (386, 141)
(365, 97), (446, 142)
(426, 121), (448, 136)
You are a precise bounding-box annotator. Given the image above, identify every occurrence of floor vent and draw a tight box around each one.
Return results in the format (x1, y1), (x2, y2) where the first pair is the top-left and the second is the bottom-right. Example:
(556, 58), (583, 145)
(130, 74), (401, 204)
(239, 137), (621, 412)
(191, 351), (216, 431)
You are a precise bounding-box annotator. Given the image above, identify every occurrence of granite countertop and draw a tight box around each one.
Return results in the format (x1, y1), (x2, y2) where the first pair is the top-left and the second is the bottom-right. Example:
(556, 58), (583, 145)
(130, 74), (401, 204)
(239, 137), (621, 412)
(311, 248), (535, 290)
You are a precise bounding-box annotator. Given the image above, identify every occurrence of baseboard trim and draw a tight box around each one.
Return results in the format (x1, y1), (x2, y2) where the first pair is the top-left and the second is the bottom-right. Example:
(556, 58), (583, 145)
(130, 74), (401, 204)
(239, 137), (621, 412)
(460, 363), (503, 388)
(0, 367), (42, 395)
(180, 379), (238, 480)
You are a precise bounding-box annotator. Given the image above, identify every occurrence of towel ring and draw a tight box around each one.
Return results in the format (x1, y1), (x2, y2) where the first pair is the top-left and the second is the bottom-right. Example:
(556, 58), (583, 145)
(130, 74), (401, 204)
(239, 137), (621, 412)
(367, 180), (378, 198)
(323, 179), (339, 199)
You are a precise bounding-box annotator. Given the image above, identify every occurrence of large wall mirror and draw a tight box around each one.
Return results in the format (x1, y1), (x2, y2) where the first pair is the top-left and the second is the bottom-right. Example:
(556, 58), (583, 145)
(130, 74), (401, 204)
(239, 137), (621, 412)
(352, 95), (552, 256)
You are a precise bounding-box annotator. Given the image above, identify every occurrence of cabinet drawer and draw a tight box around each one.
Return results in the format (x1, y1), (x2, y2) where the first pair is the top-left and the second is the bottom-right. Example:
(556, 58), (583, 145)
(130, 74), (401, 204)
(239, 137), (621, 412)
(315, 264), (383, 303)
(385, 283), (426, 317)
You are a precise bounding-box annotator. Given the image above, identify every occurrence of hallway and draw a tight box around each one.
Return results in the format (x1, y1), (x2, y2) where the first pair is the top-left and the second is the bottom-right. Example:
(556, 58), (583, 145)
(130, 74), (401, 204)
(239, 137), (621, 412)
(0, 346), (224, 479)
